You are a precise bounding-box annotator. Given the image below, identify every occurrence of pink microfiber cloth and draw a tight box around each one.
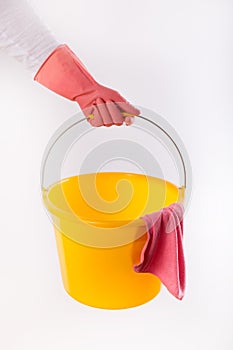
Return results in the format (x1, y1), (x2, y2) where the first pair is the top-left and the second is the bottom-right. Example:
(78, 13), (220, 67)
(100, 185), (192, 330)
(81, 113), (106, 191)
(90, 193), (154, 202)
(134, 202), (185, 300)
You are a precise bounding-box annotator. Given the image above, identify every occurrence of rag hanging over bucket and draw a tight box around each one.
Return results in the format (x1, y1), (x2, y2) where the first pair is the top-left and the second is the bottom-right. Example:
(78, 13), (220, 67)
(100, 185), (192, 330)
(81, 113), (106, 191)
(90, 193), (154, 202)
(135, 202), (185, 300)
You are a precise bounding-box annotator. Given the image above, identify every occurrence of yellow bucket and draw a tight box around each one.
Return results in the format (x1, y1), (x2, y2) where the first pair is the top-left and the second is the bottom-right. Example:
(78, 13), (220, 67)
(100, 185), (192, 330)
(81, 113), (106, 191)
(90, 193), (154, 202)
(41, 110), (189, 309)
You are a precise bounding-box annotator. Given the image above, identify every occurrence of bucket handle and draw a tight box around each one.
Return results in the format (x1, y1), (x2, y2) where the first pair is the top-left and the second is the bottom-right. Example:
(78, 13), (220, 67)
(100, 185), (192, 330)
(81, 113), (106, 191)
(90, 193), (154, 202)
(137, 115), (187, 188)
(41, 112), (189, 205)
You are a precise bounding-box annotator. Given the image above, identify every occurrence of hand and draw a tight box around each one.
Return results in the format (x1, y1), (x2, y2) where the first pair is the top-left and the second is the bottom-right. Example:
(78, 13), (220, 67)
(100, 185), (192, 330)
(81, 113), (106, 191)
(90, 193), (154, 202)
(34, 44), (140, 127)
(77, 84), (140, 127)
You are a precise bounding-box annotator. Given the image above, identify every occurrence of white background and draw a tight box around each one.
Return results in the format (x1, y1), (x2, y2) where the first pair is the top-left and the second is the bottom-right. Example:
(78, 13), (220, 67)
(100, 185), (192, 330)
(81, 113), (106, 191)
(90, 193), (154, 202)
(0, 0), (233, 349)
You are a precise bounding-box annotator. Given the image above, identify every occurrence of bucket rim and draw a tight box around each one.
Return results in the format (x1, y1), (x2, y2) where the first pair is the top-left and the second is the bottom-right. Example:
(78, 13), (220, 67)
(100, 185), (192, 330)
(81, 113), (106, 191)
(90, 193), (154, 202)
(42, 172), (184, 229)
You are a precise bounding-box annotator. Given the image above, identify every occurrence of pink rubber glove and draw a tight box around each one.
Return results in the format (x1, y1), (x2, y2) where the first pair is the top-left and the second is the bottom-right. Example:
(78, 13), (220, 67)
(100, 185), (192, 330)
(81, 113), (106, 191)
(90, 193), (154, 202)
(34, 44), (140, 126)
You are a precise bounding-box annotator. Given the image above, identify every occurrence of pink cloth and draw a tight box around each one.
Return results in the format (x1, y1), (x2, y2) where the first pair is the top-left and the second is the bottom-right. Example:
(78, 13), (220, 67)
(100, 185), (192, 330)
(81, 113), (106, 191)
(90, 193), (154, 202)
(134, 202), (185, 300)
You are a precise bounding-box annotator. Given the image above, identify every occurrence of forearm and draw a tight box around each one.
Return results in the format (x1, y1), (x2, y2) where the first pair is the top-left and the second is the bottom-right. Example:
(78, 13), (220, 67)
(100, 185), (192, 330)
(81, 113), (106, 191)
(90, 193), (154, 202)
(0, 0), (139, 126)
(0, 0), (59, 75)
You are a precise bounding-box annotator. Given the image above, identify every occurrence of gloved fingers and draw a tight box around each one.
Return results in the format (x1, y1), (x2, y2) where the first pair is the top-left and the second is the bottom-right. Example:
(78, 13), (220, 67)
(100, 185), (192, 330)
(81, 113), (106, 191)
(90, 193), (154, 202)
(82, 104), (105, 127)
(82, 100), (139, 127)
(82, 106), (95, 121)
(116, 101), (140, 117)
(88, 105), (104, 127)
(109, 101), (136, 126)
(96, 98), (113, 127)
(124, 116), (134, 126)
(115, 101), (140, 126)
(106, 101), (124, 126)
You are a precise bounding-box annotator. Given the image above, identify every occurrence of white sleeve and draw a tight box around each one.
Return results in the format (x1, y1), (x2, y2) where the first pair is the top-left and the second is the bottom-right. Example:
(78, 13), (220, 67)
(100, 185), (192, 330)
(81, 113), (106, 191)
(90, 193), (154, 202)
(0, 0), (59, 75)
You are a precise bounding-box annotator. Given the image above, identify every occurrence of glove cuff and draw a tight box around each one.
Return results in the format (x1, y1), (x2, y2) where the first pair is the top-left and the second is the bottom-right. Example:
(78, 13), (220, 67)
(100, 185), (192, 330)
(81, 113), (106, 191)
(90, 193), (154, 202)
(34, 44), (97, 101)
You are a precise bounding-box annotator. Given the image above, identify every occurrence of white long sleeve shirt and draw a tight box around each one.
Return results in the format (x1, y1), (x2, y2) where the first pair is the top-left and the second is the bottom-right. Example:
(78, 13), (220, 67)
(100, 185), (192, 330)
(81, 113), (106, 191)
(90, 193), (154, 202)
(0, 0), (59, 75)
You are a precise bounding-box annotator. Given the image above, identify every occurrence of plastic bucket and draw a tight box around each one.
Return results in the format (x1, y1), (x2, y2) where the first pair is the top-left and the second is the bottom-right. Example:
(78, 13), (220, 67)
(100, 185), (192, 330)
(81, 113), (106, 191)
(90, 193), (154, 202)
(41, 108), (191, 309)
